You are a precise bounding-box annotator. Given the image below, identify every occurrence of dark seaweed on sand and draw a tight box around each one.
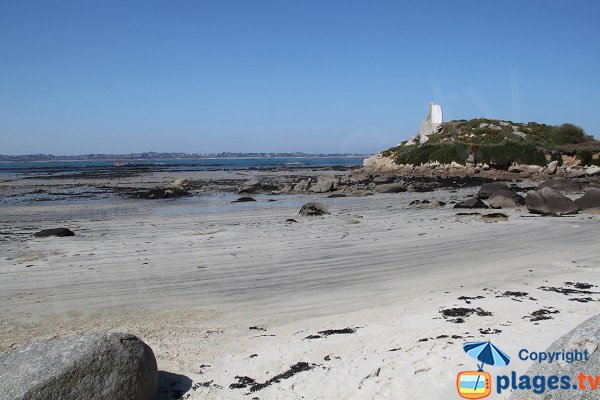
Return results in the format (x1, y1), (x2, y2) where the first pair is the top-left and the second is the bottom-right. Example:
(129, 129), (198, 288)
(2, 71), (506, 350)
(230, 362), (315, 392)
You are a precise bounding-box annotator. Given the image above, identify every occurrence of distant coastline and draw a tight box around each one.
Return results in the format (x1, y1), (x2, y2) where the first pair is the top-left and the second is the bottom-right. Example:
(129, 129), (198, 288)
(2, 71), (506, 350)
(0, 152), (371, 162)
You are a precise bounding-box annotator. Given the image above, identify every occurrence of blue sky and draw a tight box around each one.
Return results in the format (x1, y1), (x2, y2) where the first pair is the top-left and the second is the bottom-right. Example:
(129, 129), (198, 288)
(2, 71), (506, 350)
(1, 1), (599, 155)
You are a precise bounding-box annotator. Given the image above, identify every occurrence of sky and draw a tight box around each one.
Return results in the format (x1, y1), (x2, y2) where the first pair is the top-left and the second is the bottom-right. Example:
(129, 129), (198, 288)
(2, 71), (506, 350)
(1, 1), (599, 155)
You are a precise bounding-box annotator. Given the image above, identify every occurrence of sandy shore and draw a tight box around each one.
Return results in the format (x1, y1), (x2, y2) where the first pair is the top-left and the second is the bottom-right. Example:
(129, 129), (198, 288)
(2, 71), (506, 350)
(1, 173), (599, 399)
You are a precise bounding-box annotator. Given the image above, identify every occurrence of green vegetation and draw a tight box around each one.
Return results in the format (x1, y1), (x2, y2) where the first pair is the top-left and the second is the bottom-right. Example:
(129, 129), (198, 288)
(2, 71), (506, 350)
(473, 144), (547, 168)
(577, 150), (600, 166)
(393, 143), (467, 165)
(383, 118), (600, 167)
(549, 124), (585, 145)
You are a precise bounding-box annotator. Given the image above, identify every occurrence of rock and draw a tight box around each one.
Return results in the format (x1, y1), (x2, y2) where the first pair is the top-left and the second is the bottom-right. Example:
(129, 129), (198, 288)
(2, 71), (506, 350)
(488, 189), (525, 209)
(525, 187), (580, 216)
(293, 180), (310, 193)
(372, 174), (395, 184)
(585, 166), (600, 176)
(508, 314), (600, 400)
(0, 332), (157, 400)
(547, 160), (559, 174)
(575, 187), (600, 212)
(480, 213), (508, 222)
(131, 187), (191, 199)
(231, 196), (256, 203)
(299, 202), (330, 216)
(327, 193), (347, 198)
(409, 199), (446, 209)
(477, 182), (511, 199)
(238, 180), (261, 194)
(374, 182), (406, 193)
(538, 177), (582, 192)
(170, 178), (189, 188)
(34, 228), (75, 238)
(453, 197), (489, 209)
(310, 177), (337, 193)
(508, 164), (524, 173)
(568, 169), (587, 178)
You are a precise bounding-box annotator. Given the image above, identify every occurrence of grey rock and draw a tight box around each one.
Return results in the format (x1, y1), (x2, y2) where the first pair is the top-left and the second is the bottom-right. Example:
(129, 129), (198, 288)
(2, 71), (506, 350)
(477, 182), (511, 199)
(538, 177), (582, 192)
(526, 187), (580, 216)
(0, 332), (158, 400)
(310, 177), (338, 193)
(409, 199), (446, 209)
(480, 212), (508, 222)
(231, 196), (256, 203)
(575, 187), (600, 212)
(34, 228), (75, 238)
(547, 160), (559, 174)
(170, 178), (189, 189)
(374, 182), (406, 193)
(453, 197), (489, 209)
(299, 202), (330, 216)
(238, 179), (261, 193)
(509, 314), (600, 400)
(293, 180), (310, 193)
(488, 189), (525, 209)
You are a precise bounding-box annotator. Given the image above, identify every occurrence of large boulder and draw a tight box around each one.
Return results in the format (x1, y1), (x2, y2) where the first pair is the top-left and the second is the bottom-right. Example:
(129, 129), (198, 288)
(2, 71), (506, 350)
(299, 202), (330, 216)
(575, 187), (600, 212)
(374, 182), (406, 193)
(488, 189), (525, 209)
(525, 187), (580, 216)
(34, 228), (75, 238)
(547, 160), (559, 174)
(453, 197), (489, 209)
(508, 314), (600, 400)
(0, 332), (158, 400)
(477, 182), (511, 199)
(538, 177), (582, 192)
(310, 177), (338, 193)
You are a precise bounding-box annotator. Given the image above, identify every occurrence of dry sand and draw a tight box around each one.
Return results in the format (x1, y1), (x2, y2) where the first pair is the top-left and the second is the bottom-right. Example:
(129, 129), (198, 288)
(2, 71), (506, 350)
(1, 185), (599, 399)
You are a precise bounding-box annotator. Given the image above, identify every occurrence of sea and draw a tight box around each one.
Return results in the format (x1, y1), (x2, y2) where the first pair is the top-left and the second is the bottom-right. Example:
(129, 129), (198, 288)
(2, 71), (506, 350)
(0, 157), (365, 172)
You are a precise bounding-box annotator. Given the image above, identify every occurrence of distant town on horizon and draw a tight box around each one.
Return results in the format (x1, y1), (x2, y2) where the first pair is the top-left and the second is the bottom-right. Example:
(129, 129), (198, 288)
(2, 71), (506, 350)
(0, 151), (371, 162)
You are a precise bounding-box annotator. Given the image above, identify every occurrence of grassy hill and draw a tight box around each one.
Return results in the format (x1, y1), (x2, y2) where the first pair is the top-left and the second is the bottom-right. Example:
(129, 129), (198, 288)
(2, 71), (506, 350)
(382, 119), (600, 168)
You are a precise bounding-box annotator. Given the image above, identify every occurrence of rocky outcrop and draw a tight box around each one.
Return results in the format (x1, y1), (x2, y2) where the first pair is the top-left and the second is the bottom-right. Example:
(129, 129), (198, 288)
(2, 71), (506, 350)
(299, 202), (330, 216)
(454, 197), (488, 209)
(477, 182), (511, 199)
(538, 177), (582, 192)
(575, 187), (600, 212)
(374, 182), (406, 193)
(409, 199), (446, 209)
(34, 228), (75, 238)
(509, 314), (600, 400)
(488, 189), (525, 209)
(525, 187), (580, 216)
(0, 332), (158, 400)
(310, 177), (338, 193)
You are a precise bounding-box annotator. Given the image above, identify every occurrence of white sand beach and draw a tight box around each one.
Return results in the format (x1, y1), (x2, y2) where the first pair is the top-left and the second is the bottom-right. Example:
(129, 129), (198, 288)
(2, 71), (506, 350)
(1, 178), (599, 399)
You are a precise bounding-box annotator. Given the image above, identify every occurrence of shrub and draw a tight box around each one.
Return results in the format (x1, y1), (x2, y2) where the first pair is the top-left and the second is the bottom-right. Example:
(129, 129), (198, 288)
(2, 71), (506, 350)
(474, 144), (546, 169)
(550, 151), (563, 167)
(394, 143), (467, 165)
(576, 150), (600, 166)
(550, 124), (585, 144)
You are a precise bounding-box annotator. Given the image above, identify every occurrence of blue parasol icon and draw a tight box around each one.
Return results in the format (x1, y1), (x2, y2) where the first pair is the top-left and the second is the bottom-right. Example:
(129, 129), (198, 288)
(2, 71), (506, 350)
(463, 341), (511, 371)
(463, 341), (510, 395)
